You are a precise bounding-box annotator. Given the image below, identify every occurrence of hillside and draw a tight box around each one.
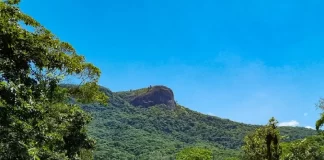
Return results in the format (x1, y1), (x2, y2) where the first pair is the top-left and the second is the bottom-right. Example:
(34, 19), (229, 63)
(80, 85), (317, 160)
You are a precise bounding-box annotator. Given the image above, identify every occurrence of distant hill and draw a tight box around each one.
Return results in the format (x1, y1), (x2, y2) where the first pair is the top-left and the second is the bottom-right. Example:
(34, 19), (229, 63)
(78, 85), (317, 160)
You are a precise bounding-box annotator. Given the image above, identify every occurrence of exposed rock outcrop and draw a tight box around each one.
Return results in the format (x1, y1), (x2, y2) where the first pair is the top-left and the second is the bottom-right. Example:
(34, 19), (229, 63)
(129, 85), (176, 109)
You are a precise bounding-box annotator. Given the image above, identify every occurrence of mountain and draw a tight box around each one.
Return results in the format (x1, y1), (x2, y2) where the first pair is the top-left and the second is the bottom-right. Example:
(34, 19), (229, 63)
(118, 85), (177, 109)
(79, 85), (317, 160)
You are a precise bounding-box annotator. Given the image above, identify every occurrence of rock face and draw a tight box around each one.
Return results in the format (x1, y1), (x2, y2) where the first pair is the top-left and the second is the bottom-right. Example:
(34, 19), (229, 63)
(130, 85), (176, 109)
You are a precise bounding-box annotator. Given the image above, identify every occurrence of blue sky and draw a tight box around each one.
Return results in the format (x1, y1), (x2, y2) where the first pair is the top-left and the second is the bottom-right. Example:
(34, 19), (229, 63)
(20, 0), (324, 128)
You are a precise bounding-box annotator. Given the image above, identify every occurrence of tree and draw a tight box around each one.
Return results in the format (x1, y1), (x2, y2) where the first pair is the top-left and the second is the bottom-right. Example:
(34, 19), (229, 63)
(242, 117), (281, 160)
(315, 98), (324, 131)
(281, 136), (324, 160)
(176, 147), (212, 160)
(0, 0), (107, 159)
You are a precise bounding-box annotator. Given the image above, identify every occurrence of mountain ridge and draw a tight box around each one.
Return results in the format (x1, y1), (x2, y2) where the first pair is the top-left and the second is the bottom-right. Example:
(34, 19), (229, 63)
(116, 85), (177, 110)
(109, 85), (315, 127)
(74, 84), (317, 159)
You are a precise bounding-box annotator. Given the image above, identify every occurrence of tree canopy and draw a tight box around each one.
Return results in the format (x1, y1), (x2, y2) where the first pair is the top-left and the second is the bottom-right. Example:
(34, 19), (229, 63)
(0, 0), (107, 159)
(1, 1), (322, 160)
(176, 147), (212, 160)
(281, 135), (324, 160)
(315, 98), (324, 131)
(242, 117), (281, 160)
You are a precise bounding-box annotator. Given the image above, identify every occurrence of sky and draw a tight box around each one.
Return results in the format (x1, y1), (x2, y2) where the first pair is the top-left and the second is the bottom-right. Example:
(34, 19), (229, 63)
(20, 0), (324, 128)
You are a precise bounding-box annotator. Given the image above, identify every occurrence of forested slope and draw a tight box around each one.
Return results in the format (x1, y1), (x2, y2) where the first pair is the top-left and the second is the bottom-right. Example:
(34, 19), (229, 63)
(80, 86), (316, 160)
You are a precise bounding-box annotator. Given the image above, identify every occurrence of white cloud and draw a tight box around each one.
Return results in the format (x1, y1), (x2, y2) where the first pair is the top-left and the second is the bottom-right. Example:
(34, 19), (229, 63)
(278, 120), (299, 127)
(207, 112), (215, 116)
(305, 126), (315, 130)
(304, 113), (308, 116)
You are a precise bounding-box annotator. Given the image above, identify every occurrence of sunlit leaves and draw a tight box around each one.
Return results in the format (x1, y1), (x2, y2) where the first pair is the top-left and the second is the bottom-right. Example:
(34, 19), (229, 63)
(68, 82), (108, 105)
(176, 147), (213, 160)
(0, 1), (107, 159)
(316, 98), (324, 131)
(316, 113), (324, 131)
(281, 135), (324, 160)
(242, 117), (281, 160)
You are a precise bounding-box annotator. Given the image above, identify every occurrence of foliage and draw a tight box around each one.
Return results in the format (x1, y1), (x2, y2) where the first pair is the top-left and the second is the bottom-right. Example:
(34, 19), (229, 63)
(0, 0), (320, 159)
(81, 87), (316, 160)
(0, 1), (107, 159)
(281, 135), (324, 160)
(80, 149), (94, 160)
(176, 147), (212, 160)
(316, 98), (324, 130)
(224, 158), (240, 160)
(242, 117), (281, 160)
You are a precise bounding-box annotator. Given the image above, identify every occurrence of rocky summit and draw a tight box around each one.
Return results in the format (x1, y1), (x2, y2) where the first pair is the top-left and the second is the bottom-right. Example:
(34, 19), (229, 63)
(82, 85), (318, 160)
(130, 85), (176, 109)
(117, 85), (177, 109)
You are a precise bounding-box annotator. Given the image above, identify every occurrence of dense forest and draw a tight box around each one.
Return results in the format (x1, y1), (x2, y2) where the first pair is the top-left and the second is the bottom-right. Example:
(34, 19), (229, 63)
(80, 86), (318, 159)
(1, 1), (324, 160)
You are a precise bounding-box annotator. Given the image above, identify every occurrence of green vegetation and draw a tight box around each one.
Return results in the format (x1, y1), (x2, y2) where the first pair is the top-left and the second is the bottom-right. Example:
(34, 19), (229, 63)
(316, 98), (324, 131)
(281, 135), (324, 160)
(0, 1), (107, 159)
(1, 1), (323, 160)
(176, 147), (212, 160)
(81, 87), (317, 160)
(242, 118), (281, 160)
(118, 86), (154, 101)
(277, 98), (324, 160)
(241, 118), (324, 160)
